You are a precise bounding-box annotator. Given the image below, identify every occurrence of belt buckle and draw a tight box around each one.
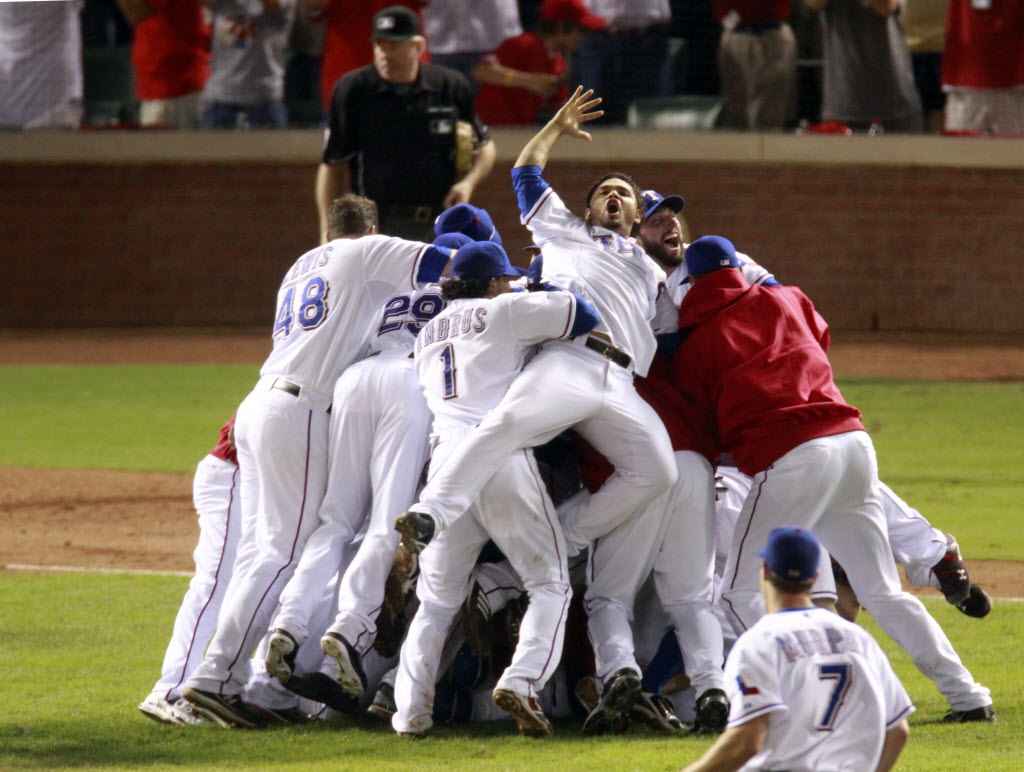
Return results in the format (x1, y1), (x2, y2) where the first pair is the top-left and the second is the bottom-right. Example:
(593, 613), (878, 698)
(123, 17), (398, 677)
(413, 205), (432, 222)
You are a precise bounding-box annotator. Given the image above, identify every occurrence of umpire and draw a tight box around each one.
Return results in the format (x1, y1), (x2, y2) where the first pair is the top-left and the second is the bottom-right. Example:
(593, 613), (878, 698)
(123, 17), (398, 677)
(316, 5), (496, 242)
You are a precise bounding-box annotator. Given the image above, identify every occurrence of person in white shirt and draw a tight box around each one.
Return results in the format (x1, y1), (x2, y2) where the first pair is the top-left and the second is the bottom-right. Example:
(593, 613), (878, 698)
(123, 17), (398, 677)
(683, 526), (913, 772)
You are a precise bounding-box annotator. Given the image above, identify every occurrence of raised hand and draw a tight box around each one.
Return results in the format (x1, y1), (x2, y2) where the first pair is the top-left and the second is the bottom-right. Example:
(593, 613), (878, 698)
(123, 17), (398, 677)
(553, 86), (604, 142)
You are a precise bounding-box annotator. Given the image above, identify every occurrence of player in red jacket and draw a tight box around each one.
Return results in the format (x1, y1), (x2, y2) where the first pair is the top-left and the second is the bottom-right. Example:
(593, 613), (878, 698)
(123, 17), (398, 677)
(673, 235), (994, 723)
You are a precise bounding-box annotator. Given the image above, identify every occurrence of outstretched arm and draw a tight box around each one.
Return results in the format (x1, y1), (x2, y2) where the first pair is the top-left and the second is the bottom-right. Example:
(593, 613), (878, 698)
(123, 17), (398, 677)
(513, 86), (604, 171)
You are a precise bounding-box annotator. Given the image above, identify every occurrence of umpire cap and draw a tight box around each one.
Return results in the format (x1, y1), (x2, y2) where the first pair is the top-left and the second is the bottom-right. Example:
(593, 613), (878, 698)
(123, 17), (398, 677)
(371, 6), (421, 41)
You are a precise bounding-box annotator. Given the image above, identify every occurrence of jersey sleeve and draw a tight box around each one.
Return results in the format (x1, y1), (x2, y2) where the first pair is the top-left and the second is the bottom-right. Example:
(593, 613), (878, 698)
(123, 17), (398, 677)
(737, 252), (780, 287)
(723, 632), (788, 728)
(361, 235), (440, 292)
(512, 164), (583, 242)
(502, 291), (589, 345)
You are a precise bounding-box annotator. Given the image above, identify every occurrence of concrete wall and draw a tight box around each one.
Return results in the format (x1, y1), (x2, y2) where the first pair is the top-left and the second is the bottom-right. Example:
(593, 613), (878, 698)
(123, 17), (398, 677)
(2, 130), (1022, 332)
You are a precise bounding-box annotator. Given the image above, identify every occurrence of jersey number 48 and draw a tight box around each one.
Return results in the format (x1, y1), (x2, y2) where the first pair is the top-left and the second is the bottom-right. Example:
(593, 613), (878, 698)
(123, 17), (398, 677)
(274, 276), (329, 339)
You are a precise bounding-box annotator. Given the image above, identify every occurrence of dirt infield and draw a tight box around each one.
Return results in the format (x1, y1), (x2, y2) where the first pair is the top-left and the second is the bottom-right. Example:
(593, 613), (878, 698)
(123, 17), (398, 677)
(1, 329), (1022, 598)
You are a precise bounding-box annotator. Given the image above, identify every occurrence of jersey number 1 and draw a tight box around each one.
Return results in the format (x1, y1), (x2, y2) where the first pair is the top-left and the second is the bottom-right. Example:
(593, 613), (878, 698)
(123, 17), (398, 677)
(440, 343), (457, 399)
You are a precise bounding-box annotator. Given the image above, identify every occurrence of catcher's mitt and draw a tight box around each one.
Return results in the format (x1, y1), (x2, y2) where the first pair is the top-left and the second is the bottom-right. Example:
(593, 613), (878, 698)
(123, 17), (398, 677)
(454, 120), (474, 177)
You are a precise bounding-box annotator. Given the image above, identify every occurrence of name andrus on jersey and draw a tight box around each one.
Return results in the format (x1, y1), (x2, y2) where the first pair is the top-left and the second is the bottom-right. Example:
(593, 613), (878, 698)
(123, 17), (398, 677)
(416, 305), (488, 352)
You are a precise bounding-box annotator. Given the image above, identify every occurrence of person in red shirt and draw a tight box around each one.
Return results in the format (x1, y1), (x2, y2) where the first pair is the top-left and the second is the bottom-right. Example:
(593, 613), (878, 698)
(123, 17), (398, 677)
(116, 0), (210, 128)
(673, 235), (995, 722)
(940, 0), (1024, 136)
(473, 0), (605, 126)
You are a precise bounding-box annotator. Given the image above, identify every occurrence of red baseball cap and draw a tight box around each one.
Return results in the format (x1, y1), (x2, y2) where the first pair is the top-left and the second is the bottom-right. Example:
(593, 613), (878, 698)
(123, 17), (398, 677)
(539, 0), (607, 30)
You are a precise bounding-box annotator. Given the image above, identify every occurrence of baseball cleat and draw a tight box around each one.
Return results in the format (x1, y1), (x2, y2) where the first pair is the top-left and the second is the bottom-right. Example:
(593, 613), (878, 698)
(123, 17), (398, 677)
(265, 628), (299, 684)
(955, 583), (993, 619)
(631, 690), (684, 733)
(168, 697), (205, 726)
(573, 674), (600, 714)
(693, 687), (729, 734)
(462, 579), (493, 658)
(138, 693), (200, 726)
(321, 632), (368, 700)
(943, 704), (996, 723)
(181, 686), (266, 729)
(394, 511), (435, 555)
(493, 688), (554, 738)
(581, 668), (642, 736)
(367, 681), (398, 722)
(932, 534), (971, 606)
(282, 671), (360, 714)
(247, 703), (309, 725)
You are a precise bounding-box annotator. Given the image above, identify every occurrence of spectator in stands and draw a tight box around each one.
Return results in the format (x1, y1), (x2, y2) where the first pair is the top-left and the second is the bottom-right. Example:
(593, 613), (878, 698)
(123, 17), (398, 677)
(0, 0), (84, 130)
(714, 0), (795, 130)
(282, 0), (326, 127)
(316, 5), (495, 241)
(574, 0), (673, 125)
(115, 0), (210, 129)
(941, 0), (1024, 137)
(807, 0), (924, 133)
(901, 0), (948, 132)
(310, 0), (427, 115)
(473, 0), (605, 126)
(422, 0), (522, 95)
(200, 0), (297, 129)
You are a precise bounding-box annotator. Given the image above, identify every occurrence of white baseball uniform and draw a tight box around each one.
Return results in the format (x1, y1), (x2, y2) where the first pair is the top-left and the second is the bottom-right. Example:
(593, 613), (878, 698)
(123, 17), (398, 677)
(409, 165), (677, 553)
(271, 285), (442, 651)
(393, 289), (587, 735)
(145, 420), (242, 706)
(723, 605), (914, 772)
(186, 235), (446, 696)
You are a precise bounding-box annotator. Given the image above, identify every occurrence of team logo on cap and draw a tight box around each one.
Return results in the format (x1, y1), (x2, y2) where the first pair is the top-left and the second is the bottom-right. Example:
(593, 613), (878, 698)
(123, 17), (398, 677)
(377, 16), (396, 30)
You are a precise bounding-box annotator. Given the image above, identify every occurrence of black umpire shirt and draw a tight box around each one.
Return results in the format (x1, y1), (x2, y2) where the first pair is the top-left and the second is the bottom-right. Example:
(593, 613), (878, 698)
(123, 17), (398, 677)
(322, 63), (490, 209)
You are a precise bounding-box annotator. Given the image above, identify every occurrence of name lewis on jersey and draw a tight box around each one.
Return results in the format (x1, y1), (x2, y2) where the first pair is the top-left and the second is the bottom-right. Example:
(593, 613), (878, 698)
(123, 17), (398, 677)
(416, 306), (488, 354)
(287, 244), (333, 282)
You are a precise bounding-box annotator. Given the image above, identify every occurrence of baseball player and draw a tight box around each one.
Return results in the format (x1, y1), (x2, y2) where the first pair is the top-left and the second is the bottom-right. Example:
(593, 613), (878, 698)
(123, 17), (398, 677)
(138, 416), (241, 726)
(672, 235), (994, 724)
(393, 240), (600, 738)
(181, 194), (451, 729)
(682, 527), (913, 772)
(395, 86), (677, 585)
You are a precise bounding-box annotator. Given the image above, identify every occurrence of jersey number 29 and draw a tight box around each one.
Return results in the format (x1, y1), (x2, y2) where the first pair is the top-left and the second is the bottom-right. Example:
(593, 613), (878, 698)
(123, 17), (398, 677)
(274, 275), (329, 339)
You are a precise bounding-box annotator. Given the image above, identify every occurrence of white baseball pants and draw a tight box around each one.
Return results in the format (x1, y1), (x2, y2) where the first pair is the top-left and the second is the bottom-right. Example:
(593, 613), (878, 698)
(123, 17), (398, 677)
(721, 431), (991, 711)
(273, 353), (432, 649)
(186, 376), (331, 695)
(148, 455), (241, 703)
(415, 342), (677, 550)
(880, 481), (949, 588)
(393, 440), (571, 735)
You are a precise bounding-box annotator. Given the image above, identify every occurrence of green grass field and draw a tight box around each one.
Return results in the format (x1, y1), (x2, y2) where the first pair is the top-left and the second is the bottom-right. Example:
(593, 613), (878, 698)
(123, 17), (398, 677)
(1, 365), (1021, 769)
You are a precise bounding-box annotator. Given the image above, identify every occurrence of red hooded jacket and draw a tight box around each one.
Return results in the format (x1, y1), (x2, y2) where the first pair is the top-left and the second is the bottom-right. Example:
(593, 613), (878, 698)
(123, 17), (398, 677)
(673, 269), (863, 476)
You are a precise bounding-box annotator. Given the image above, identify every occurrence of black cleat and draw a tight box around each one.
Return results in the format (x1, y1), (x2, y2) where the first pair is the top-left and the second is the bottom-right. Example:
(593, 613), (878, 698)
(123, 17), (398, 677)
(394, 511), (435, 555)
(367, 681), (398, 722)
(631, 691), (684, 733)
(693, 687), (729, 735)
(955, 583), (992, 619)
(943, 704), (996, 723)
(321, 632), (368, 700)
(582, 668), (642, 736)
(932, 534), (971, 606)
(283, 671), (360, 714)
(182, 686), (266, 729)
(265, 628), (299, 684)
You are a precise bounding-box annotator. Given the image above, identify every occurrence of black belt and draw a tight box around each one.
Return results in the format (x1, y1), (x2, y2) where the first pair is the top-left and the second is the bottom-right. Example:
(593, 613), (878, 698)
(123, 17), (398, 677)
(584, 335), (631, 369)
(271, 378), (331, 414)
(382, 204), (436, 223)
(271, 378), (301, 397)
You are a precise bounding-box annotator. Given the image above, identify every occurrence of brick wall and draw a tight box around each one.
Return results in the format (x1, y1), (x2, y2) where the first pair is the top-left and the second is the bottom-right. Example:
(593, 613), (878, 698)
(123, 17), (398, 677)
(3, 156), (1022, 332)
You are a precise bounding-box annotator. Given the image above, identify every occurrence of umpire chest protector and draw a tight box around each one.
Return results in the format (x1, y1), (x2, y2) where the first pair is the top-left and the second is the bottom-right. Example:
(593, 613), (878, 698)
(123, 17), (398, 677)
(325, 63), (480, 208)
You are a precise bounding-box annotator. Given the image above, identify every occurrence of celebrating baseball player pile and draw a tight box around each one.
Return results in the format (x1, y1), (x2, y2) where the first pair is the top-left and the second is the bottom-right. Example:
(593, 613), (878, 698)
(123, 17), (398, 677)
(138, 88), (995, 770)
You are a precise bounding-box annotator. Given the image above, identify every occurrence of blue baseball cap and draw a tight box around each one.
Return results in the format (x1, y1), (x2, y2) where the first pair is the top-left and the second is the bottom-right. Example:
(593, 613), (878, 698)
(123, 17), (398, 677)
(759, 527), (821, 581)
(450, 241), (526, 281)
(434, 203), (503, 245)
(641, 189), (685, 219)
(433, 232), (473, 251)
(685, 235), (740, 277)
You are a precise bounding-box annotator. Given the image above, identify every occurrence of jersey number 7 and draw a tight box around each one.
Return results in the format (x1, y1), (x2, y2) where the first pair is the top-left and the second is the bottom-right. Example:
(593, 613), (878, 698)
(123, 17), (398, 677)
(816, 663), (852, 731)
